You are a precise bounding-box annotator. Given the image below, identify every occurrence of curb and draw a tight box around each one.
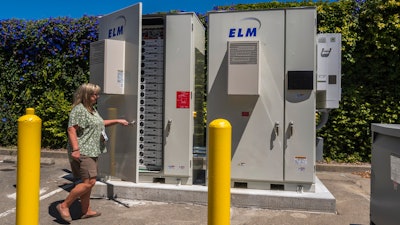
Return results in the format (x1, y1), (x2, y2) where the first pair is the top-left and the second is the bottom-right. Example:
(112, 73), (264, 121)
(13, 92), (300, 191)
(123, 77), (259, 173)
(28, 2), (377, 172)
(0, 148), (67, 159)
(0, 148), (64, 165)
(2, 155), (55, 165)
(0, 148), (371, 173)
(316, 163), (370, 173)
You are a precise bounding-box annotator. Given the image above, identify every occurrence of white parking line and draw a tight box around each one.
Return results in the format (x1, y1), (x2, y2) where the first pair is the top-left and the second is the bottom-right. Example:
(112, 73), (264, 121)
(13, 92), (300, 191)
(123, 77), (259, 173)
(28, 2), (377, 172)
(0, 207), (16, 218)
(40, 183), (73, 200)
(0, 182), (74, 219)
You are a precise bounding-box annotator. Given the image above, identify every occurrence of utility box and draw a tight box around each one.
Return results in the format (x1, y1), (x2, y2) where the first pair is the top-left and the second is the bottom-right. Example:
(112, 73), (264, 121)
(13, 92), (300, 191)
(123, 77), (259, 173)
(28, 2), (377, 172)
(316, 33), (341, 109)
(90, 3), (206, 185)
(370, 124), (400, 225)
(207, 8), (316, 191)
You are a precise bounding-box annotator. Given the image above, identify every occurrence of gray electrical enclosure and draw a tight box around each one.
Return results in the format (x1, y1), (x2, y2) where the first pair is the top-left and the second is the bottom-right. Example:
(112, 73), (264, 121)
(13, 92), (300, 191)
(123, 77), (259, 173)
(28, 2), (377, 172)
(370, 124), (400, 225)
(316, 33), (341, 109)
(207, 8), (316, 191)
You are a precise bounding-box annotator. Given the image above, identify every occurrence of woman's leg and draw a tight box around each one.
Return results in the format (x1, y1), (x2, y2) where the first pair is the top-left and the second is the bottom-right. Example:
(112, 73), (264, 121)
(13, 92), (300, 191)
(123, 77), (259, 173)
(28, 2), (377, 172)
(57, 156), (99, 221)
(80, 177), (97, 215)
(58, 177), (96, 217)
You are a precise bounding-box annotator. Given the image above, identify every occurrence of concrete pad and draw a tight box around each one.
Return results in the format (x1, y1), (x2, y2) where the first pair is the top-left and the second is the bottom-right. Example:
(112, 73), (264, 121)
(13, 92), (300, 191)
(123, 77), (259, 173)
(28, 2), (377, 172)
(92, 176), (336, 213)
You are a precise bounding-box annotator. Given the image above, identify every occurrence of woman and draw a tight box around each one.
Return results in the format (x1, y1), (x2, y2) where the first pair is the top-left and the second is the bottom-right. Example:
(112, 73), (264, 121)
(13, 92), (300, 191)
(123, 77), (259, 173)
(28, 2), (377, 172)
(56, 83), (129, 222)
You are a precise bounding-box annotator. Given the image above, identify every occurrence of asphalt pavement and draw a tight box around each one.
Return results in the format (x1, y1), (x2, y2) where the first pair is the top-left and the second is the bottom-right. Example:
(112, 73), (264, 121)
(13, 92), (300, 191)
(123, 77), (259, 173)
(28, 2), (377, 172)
(0, 149), (371, 225)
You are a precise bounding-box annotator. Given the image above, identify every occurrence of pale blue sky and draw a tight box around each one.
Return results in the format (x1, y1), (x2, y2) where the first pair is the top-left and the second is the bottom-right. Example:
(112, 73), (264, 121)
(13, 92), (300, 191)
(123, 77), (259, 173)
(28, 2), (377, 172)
(2, 0), (279, 20)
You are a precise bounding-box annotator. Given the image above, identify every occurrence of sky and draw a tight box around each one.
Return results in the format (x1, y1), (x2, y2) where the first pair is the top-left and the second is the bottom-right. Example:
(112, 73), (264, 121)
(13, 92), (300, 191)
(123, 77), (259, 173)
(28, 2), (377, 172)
(1, 0), (274, 20)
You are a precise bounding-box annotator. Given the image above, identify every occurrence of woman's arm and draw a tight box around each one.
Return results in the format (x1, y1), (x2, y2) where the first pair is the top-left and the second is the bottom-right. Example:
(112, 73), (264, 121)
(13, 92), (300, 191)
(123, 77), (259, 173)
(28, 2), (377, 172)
(67, 125), (80, 151)
(104, 119), (129, 127)
(67, 125), (80, 160)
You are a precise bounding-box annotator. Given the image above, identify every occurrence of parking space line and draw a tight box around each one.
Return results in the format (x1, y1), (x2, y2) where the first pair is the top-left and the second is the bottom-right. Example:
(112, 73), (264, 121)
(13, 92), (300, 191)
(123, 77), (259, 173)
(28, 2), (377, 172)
(0, 183), (73, 219)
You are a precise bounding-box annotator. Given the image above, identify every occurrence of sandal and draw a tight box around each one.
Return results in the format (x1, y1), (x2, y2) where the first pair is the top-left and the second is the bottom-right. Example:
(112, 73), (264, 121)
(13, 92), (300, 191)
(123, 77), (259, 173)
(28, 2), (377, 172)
(56, 204), (72, 222)
(81, 211), (101, 219)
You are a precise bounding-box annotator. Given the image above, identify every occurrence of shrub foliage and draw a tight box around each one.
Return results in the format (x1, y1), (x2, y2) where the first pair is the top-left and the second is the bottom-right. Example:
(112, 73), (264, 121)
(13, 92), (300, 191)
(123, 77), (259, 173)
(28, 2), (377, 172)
(0, 17), (98, 148)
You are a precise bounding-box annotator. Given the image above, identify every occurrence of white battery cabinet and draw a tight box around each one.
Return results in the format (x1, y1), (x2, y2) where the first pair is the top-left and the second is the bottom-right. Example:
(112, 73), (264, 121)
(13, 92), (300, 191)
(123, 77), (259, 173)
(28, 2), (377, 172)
(208, 8), (316, 191)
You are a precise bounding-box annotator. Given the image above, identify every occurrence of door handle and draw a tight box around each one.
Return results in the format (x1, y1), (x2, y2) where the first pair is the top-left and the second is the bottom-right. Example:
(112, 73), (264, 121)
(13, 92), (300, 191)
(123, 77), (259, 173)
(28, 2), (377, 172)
(166, 119), (172, 133)
(274, 122), (280, 136)
(289, 121), (294, 136)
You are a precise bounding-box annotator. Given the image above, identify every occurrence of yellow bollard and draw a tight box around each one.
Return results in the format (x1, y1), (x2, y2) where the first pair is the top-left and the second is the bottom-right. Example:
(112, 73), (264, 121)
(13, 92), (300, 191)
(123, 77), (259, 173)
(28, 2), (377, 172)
(208, 119), (231, 225)
(16, 108), (42, 225)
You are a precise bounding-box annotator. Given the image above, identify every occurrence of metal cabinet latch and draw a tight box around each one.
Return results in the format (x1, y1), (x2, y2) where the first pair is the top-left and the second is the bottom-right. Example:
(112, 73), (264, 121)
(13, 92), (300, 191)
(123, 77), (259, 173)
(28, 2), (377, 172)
(289, 121), (294, 136)
(274, 122), (280, 136)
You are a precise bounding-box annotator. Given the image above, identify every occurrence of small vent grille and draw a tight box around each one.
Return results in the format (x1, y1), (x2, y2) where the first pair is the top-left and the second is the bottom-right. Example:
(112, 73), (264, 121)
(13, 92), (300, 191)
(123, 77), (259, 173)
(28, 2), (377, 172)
(229, 42), (258, 65)
(90, 41), (105, 65)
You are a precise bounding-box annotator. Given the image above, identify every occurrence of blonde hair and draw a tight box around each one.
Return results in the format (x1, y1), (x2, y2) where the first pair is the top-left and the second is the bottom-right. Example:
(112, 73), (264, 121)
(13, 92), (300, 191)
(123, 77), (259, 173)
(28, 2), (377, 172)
(72, 83), (101, 111)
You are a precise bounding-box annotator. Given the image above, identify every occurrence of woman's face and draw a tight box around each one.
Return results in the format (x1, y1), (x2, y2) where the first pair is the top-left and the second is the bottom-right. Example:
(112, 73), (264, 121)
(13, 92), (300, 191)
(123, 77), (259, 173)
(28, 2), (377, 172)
(90, 92), (100, 105)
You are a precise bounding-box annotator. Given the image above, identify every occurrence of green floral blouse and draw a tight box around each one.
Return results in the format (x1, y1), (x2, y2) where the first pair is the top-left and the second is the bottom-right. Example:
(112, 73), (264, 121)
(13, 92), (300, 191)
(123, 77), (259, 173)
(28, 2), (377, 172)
(67, 103), (106, 157)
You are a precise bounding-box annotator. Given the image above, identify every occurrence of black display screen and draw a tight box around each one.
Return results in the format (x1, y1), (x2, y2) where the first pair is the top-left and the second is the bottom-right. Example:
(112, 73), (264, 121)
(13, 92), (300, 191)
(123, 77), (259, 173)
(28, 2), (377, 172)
(287, 71), (313, 90)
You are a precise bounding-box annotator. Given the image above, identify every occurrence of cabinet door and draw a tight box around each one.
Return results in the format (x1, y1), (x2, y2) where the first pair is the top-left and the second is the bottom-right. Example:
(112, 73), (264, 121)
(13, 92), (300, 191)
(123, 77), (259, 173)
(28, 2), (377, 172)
(93, 3), (142, 183)
(284, 8), (316, 183)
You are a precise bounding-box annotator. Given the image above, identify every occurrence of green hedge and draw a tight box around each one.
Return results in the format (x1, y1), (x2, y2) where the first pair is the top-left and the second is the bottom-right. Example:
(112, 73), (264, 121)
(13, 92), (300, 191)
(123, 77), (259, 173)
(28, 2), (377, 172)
(317, 0), (400, 162)
(0, 17), (98, 148)
(1, 1), (399, 162)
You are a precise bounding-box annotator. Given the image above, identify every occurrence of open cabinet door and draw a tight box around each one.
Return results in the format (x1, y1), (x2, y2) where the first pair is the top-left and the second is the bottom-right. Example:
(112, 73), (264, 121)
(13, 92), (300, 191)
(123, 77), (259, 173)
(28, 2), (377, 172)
(90, 3), (142, 182)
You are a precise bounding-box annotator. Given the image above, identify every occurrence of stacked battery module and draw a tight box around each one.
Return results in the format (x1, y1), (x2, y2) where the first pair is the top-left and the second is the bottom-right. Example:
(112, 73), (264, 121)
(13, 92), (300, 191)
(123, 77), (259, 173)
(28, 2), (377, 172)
(139, 27), (164, 171)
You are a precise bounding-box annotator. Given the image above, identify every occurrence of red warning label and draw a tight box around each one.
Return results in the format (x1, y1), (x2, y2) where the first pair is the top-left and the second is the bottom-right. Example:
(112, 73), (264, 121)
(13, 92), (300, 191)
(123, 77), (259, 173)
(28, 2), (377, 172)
(176, 91), (190, 108)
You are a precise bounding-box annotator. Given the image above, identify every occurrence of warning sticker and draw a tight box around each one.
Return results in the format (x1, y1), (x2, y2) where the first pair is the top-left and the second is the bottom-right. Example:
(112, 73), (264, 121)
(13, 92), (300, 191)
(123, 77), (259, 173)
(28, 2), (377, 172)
(176, 91), (190, 108)
(295, 156), (307, 172)
(295, 156), (307, 165)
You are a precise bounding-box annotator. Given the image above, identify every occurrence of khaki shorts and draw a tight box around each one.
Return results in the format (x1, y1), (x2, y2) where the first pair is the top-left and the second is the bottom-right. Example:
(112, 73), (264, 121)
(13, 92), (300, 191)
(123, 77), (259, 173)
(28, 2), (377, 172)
(70, 155), (98, 179)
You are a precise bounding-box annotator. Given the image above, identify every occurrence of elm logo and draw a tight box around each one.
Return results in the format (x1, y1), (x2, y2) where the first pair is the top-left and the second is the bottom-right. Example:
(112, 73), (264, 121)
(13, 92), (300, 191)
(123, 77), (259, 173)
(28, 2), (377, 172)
(108, 15), (126, 38)
(228, 17), (261, 38)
